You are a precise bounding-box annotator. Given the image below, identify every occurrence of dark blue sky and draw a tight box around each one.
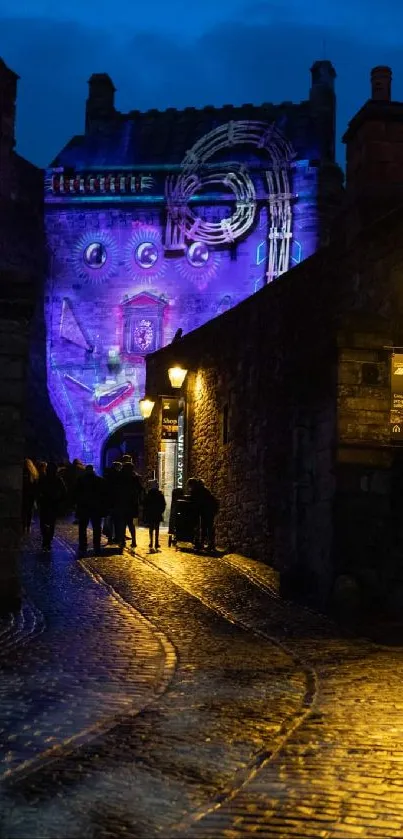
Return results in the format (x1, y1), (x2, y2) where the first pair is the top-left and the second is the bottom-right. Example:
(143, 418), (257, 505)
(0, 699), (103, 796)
(0, 0), (402, 168)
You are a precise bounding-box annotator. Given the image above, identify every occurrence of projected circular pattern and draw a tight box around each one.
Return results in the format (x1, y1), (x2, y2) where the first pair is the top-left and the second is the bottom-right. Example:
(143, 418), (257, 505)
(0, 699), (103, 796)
(166, 120), (295, 246)
(187, 241), (209, 267)
(135, 242), (159, 269)
(177, 242), (220, 290)
(84, 242), (107, 268)
(74, 231), (118, 284)
(124, 225), (166, 282)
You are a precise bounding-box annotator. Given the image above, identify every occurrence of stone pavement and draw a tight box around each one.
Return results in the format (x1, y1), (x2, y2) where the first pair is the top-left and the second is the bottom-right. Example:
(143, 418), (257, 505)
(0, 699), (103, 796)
(1, 521), (403, 838)
(0, 528), (174, 783)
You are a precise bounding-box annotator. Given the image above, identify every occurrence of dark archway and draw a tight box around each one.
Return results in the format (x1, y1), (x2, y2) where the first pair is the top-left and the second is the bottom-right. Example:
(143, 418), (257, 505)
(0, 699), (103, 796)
(101, 420), (145, 475)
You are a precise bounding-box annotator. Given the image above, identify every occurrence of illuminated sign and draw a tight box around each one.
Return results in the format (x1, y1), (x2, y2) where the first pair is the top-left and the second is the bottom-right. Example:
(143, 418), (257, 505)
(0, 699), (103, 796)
(391, 353), (403, 438)
(161, 398), (179, 440)
(176, 409), (185, 488)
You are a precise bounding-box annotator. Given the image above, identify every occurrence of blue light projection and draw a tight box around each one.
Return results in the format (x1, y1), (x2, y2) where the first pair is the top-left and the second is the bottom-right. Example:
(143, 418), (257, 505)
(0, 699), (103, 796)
(124, 224), (166, 284)
(73, 230), (119, 284)
(45, 119), (320, 468)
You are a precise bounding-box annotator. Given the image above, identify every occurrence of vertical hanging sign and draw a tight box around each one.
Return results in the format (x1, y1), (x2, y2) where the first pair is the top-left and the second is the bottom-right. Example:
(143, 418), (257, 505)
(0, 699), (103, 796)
(391, 353), (403, 439)
(176, 409), (185, 488)
(161, 398), (179, 440)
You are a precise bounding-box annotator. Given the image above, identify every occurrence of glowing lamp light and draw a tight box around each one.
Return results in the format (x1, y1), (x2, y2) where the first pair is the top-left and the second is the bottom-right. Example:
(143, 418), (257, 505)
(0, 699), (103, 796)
(139, 398), (155, 419)
(168, 366), (188, 389)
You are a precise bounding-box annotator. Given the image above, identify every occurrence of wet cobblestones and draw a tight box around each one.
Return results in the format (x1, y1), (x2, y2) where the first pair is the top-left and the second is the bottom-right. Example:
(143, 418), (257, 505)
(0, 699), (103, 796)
(0, 530), (172, 785)
(1, 522), (403, 838)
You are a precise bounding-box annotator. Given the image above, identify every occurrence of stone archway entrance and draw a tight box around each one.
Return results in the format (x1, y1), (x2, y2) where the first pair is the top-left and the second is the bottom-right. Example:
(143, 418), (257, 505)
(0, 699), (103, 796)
(101, 420), (145, 475)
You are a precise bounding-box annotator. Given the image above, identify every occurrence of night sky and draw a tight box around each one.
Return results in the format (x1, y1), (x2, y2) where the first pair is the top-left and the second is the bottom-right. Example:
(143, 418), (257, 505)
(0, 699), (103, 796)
(0, 0), (402, 168)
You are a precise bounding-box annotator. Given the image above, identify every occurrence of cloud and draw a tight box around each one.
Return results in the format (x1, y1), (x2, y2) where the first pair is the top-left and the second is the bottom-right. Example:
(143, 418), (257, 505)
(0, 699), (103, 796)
(238, 0), (403, 45)
(0, 13), (402, 167)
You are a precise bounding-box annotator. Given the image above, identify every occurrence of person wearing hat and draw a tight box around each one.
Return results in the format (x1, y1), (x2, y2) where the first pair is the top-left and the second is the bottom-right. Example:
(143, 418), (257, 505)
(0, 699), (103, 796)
(143, 480), (166, 551)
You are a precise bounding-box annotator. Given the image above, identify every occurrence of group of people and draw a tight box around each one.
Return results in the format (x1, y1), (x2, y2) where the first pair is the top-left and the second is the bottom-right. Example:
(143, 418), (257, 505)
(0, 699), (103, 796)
(22, 455), (166, 554)
(184, 477), (219, 552)
(22, 456), (219, 555)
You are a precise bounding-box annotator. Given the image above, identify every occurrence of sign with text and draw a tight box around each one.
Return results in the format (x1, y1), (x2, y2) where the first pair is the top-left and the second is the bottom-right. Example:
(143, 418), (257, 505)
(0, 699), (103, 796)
(161, 397), (179, 441)
(391, 353), (403, 439)
(176, 409), (185, 487)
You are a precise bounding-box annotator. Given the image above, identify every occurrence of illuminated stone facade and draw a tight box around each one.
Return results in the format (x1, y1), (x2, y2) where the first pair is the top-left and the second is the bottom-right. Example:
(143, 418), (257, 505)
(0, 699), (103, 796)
(45, 61), (343, 468)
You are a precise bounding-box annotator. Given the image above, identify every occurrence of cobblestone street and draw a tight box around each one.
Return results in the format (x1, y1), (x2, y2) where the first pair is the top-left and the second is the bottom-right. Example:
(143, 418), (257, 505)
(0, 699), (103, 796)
(1, 521), (403, 838)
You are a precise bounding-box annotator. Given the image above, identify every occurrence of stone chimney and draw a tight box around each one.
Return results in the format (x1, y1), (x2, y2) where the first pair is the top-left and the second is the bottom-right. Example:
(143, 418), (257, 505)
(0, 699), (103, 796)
(309, 60), (337, 162)
(0, 58), (19, 198)
(371, 65), (392, 102)
(342, 65), (403, 233)
(0, 58), (19, 150)
(85, 73), (117, 134)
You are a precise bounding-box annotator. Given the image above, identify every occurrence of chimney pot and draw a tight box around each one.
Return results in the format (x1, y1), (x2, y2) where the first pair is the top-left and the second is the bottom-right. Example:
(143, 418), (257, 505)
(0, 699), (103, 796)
(371, 66), (392, 102)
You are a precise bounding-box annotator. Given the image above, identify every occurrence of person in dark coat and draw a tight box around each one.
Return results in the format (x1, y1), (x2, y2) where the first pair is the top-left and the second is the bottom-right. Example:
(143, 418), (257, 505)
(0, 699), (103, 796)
(115, 459), (143, 552)
(37, 462), (67, 551)
(144, 480), (166, 551)
(104, 461), (122, 543)
(187, 477), (219, 552)
(22, 458), (39, 534)
(75, 465), (106, 554)
(65, 458), (85, 520)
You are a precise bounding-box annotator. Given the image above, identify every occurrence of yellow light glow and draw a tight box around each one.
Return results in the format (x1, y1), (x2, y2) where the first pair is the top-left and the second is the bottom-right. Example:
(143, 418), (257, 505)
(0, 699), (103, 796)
(195, 370), (204, 398)
(168, 366), (188, 388)
(139, 398), (155, 419)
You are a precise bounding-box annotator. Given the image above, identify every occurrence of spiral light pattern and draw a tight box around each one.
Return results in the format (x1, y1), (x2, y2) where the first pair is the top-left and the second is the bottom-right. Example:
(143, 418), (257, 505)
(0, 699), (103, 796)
(166, 121), (295, 247)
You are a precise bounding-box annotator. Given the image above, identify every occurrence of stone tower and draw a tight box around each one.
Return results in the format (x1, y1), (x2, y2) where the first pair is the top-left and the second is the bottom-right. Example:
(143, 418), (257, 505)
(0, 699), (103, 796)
(343, 66), (403, 233)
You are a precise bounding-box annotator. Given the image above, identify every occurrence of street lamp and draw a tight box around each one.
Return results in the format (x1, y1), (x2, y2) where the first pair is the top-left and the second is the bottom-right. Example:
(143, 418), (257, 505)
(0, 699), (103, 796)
(139, 397), (155, 419)
(168, 366), (188, 389)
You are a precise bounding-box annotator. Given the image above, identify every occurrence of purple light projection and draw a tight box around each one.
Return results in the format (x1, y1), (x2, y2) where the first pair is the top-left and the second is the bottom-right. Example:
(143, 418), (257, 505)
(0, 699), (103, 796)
(45, 119), (319, 469)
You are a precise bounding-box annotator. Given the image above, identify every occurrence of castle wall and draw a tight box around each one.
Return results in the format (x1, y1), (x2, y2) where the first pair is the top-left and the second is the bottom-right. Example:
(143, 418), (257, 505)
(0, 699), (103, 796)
(144, 203), (403, 617)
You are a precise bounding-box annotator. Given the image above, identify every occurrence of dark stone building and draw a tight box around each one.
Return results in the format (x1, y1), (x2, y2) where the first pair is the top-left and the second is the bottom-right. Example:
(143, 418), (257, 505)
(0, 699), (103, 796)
(0, 58), (40, 611)
(0, 57), (64, 612)
(144, 66), (403, 621)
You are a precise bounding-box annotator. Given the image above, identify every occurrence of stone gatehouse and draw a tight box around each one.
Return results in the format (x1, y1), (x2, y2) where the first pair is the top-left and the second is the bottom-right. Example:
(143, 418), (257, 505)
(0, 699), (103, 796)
(43, 60), (342, 471)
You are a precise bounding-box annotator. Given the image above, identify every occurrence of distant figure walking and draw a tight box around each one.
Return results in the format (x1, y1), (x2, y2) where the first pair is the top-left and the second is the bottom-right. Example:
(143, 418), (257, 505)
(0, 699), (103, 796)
(37, 462), (67, 552)
(75, 465), (106, 555)
(22, 458), (39, 534)
(187, 477), (219, 552)
(104, 460), (122, 544)
(63, 458), (85, 516)
(115, 458), (143, 552)
(144, 480), (166, 551)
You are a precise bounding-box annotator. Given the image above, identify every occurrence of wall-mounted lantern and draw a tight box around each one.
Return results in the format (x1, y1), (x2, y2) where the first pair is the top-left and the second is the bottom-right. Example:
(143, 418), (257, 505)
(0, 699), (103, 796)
(168, 366), (188, 389)
(139, 397), (155, 419)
